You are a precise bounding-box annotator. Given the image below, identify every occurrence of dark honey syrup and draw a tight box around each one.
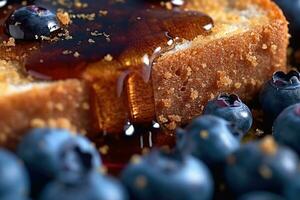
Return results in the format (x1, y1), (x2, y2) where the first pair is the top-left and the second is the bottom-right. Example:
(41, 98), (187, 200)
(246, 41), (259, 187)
(0, 0), (214, 173)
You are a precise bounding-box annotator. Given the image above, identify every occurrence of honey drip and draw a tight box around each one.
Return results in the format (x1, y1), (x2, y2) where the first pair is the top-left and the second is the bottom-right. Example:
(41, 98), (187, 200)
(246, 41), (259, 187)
(0, 0), (214, 173)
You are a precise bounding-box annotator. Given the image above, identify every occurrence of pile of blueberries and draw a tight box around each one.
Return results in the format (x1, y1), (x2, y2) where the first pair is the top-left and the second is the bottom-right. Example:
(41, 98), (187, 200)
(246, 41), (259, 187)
(0, 128), (128, 200)
(2, 70), (300, 200)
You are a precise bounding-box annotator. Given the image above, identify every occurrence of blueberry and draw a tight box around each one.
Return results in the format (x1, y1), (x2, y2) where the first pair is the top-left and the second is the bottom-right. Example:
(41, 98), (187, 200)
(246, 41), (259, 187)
(121, 150), (214, 200)
(284, 175), (300, 200)
(6, 5), (60, 40)
(17, 128), (101, 193)
(259, 70), (300, 123)
(57, 135), (102, 184)
(225, 136), (299, 195)
(273, 103), (300, 155)
(238, 191), (284, 200)
(177, 115), (240, 167)
(39, 172), (128, 200)
(0, 149), (30, 198)
(203, 93), (253, 134)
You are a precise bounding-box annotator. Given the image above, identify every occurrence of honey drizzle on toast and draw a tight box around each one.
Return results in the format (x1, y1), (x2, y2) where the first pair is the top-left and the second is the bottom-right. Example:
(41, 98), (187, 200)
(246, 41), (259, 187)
(0, 0), (214, 171)
(1, 0), (213, 80)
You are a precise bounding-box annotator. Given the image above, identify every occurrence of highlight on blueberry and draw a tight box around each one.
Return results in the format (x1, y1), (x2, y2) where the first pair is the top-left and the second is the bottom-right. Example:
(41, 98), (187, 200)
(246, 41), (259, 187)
(259, 70), (300, 124)
(0, 149), (30, 199)
(177, 115), (240, 167)
(273, 103), (300, 155)
(6, 5), (60, 40)
(121, 149), (214, 200)
(0, 0), (7, 8)
(225, 136), (299, 195)
(204, 93), (253, 134)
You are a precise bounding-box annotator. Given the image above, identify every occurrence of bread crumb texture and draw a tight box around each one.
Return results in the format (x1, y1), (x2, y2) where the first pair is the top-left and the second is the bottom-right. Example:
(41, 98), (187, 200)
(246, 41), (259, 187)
(0, 80), (92, 148)
(0, 0), (288, 139)
(152, 0), (288, 130)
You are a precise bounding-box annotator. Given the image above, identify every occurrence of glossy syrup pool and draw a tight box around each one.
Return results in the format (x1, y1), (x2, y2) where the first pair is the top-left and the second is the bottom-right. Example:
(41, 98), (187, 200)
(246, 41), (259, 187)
(94, 122), (176, 174)
(0, 0), (213, 173)
(1, 0), (213, 79)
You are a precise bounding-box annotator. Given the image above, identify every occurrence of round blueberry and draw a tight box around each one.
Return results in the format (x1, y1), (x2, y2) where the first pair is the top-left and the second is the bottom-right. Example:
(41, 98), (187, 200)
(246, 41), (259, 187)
(225, 136), (299, 195)
(204, 93), (253, 134)
(57, 135), (102, 184)
(17, 128), (101, 193)
(39, 172), (128, 200)
(6, 5), (60, 40)
(0, 149), (30, 198)
(238, 191), (284, 200)
(259, 70), (300, 123)
(284, 175), (300, 200)
(177, 115), (240, 167)
(273, 103), (300, 155)
(121, 150), (214, 200)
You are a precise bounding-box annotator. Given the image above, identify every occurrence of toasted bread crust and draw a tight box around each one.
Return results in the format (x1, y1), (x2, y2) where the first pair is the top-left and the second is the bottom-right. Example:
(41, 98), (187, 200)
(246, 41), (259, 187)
(153, 20), (288, 129)
(0, 0), (289, 146)
(83, 0), (289, 134)
(0, 80), (92, 148)
(122, 0), (289, 130)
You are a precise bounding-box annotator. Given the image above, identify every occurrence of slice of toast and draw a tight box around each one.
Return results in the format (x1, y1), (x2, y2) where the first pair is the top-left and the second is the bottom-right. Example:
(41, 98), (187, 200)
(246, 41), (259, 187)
(0, 0), (288, 147)
(152, 0), (288, 130)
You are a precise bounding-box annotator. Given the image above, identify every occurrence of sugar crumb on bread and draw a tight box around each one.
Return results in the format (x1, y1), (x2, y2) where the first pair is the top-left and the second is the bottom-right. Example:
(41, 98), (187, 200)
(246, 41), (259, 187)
(0, 0), (289, 147)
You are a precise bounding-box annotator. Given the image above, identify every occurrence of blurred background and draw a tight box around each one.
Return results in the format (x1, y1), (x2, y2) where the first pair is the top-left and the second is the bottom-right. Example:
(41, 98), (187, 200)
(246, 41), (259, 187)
(273, 0), (300, 68)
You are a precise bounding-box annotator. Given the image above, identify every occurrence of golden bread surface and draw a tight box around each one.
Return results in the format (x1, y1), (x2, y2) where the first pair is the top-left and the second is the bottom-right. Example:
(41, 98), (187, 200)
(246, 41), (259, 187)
(0, 0), (288, 146)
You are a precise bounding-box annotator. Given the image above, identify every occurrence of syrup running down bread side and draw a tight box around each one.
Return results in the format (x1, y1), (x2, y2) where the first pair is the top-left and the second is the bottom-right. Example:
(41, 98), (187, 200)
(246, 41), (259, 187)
(0, 0), (214, 173)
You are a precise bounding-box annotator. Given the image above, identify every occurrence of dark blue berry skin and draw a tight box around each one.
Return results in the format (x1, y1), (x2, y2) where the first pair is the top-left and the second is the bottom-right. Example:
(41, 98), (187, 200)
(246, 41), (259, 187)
(1, 194), (31, 200)
(121, 150), (214, 200)
(0, 149), (30, 198)
(204, 93), (253, 135)
(259, 70), (300, 124)
(273, 103), (300, 155)
(17, 128), (101, 193)
(225, 137), (299, 195)
(6, 5), (60, 40)
(39, 172), (128, 200)
(284, 175), (300, 200)
(238, 191), (284, 200)
(177, 115), (240, 167)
